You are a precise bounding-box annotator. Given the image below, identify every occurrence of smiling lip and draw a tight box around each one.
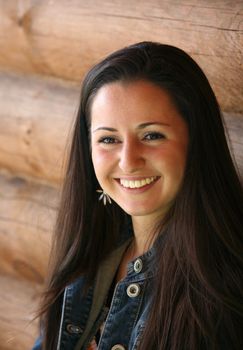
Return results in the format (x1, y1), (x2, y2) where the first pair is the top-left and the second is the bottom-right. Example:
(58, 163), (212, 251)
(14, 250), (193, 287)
(115, 176), (160, 193)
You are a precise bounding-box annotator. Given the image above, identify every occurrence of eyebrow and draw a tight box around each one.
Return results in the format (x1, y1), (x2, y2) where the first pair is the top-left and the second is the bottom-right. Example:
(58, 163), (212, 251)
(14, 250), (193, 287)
(92, 122), (170, 132)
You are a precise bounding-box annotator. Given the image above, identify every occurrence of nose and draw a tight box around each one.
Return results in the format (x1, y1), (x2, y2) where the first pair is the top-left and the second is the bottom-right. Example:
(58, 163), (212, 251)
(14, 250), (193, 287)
(119, 139), (145, 173)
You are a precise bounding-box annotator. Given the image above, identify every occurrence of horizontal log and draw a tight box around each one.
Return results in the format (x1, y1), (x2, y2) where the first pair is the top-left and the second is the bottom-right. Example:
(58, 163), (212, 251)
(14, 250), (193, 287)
(0, 72), (242, 184)
(0, 0), (242, 112)
(0, 274), (40, 350)
(0, 72), (79, 185)
(0, 173), (57, 282)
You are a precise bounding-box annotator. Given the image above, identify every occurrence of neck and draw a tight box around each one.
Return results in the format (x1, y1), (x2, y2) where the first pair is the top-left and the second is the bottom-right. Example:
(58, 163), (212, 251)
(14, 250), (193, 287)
(131, 215), (159, 257)
(116, 215), (161, 282)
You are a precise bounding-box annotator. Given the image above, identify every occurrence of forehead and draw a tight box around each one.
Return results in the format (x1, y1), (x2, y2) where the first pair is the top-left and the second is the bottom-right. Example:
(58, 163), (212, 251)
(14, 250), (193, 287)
(90, 80), (183, 128)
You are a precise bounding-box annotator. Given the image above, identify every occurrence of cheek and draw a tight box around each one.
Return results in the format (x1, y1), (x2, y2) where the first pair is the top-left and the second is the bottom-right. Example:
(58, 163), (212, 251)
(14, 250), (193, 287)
(155, 144), (187, 179)
(169, 154), (187, 189)
(91, 148), (114, 175)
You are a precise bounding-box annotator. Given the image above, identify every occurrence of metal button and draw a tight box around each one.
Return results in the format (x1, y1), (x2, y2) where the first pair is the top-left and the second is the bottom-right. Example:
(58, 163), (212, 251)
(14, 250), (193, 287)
(134, 258), (143, 273)
(111, 345), (126, 350)
(66, 324), (83, 334)
(126, 283), (140, 298)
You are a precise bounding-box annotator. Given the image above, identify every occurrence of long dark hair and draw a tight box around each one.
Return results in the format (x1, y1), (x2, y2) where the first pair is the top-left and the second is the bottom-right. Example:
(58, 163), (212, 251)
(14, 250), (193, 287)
(39, 42), (243, 349)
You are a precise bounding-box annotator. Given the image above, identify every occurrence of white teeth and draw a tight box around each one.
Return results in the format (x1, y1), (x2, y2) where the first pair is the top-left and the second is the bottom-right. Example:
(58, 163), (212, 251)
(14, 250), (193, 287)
(141, 179), (146, 186)
(129, 181), (135, 188)
(120, 176), (157, 188)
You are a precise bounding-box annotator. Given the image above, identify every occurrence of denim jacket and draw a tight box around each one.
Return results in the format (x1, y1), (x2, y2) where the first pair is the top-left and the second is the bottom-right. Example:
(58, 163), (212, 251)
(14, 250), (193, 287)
(32, 237), (157, 350)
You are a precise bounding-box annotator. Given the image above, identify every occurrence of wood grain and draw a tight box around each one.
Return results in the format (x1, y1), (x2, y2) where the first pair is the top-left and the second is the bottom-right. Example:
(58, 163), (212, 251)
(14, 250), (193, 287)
(0, 0), (242, 112)
(0, 274), (40, 350)
(0, 72), (79, 185)
(0, 173), (57, 281)
(224, 112), (243, 178)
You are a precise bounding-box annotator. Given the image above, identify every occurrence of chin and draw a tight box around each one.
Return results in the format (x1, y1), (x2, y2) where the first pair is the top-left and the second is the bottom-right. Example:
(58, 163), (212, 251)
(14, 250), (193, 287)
(120, 205), (159, 217)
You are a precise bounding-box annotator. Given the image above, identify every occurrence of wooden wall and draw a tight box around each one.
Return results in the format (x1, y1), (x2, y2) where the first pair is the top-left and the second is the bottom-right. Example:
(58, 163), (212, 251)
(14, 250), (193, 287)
(0, 0), (242, 113)
(0, 1), (242, 349)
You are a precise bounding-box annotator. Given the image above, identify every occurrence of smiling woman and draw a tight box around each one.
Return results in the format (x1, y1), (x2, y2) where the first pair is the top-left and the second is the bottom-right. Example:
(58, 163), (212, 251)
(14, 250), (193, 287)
(32, 42), (243, 350)
(90, 81), (188, 230)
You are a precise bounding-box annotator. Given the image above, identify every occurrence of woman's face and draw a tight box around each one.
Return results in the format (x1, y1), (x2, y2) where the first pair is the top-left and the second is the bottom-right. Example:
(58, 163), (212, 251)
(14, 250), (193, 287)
(90, 80), (188, 222)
